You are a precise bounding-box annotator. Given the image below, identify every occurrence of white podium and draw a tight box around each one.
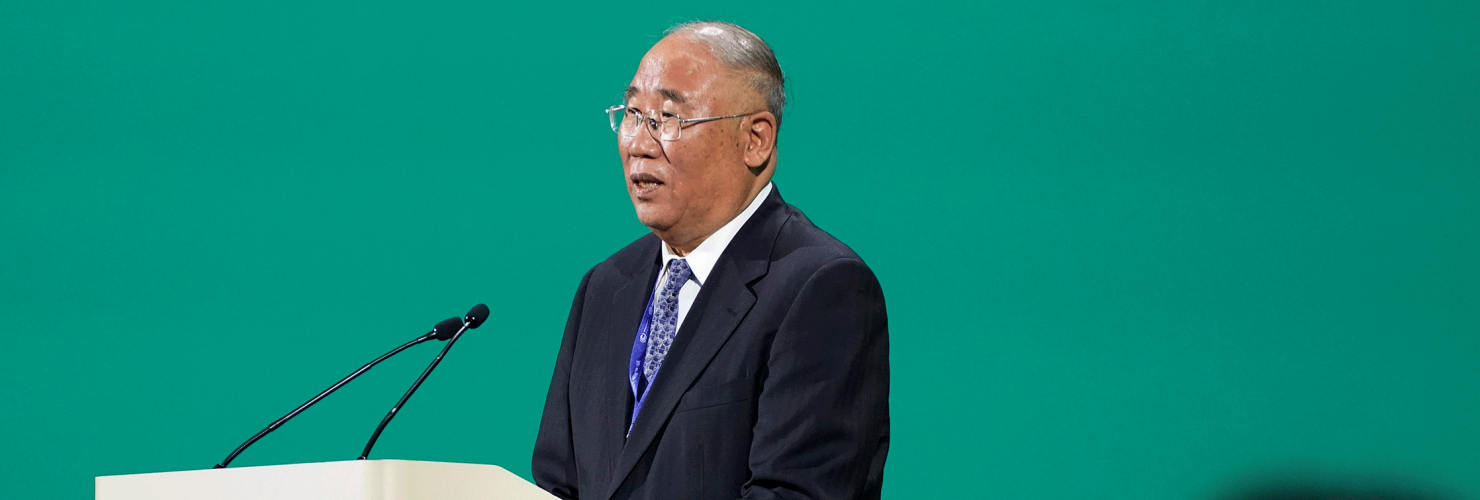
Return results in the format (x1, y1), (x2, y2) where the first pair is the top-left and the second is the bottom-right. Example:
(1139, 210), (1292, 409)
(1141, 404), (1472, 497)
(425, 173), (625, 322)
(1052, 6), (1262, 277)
(96, 460), (558, 500)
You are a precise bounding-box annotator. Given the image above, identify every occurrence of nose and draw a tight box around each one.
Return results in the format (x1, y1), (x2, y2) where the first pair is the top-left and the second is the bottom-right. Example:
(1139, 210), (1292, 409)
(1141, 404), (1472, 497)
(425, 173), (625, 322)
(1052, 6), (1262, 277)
(622, 121), (664, 160)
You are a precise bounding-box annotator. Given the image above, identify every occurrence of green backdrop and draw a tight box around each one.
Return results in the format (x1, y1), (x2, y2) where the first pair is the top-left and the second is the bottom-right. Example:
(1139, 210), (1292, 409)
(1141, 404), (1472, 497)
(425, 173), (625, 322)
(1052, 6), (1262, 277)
(2, 1), (1475, 499)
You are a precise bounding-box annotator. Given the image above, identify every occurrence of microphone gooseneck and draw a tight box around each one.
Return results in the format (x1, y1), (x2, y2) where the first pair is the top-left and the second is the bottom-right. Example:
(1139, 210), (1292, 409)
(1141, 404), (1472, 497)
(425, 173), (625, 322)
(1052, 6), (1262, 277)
(212, 316), (464, 469)
(358, 303), (490, 460)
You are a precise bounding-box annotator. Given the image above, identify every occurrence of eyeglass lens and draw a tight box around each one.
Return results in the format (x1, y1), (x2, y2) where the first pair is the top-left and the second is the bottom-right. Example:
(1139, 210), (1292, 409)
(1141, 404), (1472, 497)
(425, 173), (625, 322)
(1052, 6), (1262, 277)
(609, 107), (683, 141)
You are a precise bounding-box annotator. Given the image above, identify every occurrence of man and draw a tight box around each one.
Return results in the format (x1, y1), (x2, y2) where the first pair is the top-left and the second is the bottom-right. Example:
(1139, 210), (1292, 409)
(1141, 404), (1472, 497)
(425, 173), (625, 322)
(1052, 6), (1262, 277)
(532, 21), (889, 500)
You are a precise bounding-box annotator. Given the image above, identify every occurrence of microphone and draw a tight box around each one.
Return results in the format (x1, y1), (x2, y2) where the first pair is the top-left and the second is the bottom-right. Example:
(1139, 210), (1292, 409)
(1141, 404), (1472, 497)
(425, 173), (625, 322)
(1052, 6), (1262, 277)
(213, 316), (464, 469)
(358, 303), (490, 460)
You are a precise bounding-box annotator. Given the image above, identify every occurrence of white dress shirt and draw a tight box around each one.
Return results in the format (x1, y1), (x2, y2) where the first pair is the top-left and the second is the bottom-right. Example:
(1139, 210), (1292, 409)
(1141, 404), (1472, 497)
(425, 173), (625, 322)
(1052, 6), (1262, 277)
(652, 182), (773, 332)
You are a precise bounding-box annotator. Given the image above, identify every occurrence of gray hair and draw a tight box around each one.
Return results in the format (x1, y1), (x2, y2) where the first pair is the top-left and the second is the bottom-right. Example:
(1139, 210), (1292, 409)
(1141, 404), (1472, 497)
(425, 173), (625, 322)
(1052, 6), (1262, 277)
(664, 21), (786, 130)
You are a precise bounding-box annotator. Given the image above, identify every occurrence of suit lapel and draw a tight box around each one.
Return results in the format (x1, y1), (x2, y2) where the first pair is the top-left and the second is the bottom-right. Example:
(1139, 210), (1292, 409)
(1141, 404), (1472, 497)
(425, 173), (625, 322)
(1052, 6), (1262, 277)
(591, 235), (662, 492)
(598, 189), (790, 500)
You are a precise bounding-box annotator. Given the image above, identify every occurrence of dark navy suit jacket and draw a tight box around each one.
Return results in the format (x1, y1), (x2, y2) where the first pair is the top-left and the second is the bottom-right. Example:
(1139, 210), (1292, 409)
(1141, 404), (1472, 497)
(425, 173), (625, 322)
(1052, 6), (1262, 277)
(532, 186), (890, 500)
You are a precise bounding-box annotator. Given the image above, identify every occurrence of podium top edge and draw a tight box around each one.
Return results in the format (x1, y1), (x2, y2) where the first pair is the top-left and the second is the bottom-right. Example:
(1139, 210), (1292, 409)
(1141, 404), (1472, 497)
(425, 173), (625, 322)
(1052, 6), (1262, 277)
(95, 459), (510, 479)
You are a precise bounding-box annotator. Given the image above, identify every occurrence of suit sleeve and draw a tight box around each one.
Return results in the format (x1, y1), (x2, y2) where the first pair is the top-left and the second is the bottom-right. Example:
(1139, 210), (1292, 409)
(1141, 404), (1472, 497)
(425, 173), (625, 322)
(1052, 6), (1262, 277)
(742, 258), (890, 500)
(532, 267), (595, 500)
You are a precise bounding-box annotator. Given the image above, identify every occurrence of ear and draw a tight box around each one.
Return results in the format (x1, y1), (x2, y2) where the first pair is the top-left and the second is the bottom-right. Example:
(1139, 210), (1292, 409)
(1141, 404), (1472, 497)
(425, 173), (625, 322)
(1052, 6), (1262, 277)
(741, 111), (777, 170)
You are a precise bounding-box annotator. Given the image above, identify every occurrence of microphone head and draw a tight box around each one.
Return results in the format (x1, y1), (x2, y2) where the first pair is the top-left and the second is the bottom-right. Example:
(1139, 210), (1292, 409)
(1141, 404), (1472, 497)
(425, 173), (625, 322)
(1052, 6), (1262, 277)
(465, 303), (490, 329)
(433, 317), (464, 341)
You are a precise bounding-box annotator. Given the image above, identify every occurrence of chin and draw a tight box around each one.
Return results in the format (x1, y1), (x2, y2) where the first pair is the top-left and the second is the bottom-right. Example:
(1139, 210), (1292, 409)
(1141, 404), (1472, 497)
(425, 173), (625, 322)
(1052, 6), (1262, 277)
(632, 205), (676, 232)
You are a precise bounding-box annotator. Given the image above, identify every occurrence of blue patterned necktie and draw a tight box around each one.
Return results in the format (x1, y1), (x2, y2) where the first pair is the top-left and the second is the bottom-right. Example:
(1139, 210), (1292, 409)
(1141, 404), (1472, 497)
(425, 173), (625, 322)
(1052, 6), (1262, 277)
(643, 258), (692, 383)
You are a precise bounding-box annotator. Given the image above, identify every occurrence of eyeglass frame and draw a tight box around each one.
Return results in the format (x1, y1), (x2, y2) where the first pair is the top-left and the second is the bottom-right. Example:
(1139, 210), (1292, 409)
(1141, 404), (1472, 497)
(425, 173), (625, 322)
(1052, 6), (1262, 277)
(604, 105), (761, 142)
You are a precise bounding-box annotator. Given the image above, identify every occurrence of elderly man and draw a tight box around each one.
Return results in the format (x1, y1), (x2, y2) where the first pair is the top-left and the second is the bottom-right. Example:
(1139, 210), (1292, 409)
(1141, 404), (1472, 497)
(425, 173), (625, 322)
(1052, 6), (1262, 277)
(532, 21), (889, 500)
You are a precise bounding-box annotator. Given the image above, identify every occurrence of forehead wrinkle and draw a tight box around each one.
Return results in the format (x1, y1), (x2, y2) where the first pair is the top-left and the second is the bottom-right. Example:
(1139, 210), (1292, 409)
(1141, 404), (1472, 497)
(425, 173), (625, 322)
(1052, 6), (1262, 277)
(629, 39), (720, 110)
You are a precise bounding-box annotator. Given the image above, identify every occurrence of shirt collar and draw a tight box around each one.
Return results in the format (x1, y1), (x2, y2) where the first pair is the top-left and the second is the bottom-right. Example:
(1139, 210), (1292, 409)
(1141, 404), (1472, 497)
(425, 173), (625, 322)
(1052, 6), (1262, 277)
(660, 182), (773, 286)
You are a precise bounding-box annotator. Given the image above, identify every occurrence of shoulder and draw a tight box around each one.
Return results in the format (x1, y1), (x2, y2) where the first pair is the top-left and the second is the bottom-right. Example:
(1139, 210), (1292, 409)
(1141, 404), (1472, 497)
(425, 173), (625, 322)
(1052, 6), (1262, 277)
(768, 202), (874, 279)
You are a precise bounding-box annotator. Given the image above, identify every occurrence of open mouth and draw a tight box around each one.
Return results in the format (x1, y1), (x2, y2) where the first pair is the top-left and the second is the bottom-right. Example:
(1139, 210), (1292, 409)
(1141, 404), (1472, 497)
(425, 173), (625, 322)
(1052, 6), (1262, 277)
(630, 173), (665, 192)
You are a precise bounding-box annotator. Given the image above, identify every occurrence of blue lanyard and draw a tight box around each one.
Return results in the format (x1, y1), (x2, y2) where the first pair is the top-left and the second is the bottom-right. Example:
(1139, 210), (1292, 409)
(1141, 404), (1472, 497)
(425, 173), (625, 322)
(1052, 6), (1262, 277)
(626, 291), (658, 435)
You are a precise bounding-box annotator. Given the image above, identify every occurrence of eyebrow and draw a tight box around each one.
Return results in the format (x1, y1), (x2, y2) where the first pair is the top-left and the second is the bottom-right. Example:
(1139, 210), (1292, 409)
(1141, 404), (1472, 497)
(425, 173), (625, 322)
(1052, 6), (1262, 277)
(623, 85), (688, 105)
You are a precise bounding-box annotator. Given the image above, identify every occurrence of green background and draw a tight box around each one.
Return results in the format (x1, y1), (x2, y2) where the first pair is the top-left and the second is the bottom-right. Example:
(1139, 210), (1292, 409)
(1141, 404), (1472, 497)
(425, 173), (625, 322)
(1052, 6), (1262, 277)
(2, 1), (1476, 499)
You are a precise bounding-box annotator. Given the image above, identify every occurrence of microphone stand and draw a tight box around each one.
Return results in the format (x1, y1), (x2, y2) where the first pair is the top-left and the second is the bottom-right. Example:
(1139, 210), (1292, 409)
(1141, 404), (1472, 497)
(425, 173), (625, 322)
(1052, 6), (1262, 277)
(357, 323), (469, 459)
(213, 316), (462, 469)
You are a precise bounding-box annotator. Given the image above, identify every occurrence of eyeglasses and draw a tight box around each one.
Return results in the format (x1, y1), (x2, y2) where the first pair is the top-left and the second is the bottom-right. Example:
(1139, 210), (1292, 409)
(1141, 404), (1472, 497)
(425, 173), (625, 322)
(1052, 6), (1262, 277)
(605, 105), (758, 142)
